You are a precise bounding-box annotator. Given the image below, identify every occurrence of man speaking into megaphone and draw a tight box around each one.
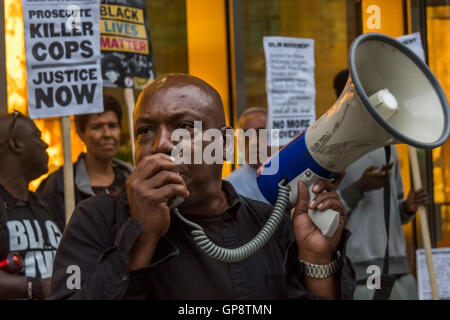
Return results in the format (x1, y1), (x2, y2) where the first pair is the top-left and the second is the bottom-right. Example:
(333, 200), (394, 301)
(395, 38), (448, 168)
(50, 73), (356, 300)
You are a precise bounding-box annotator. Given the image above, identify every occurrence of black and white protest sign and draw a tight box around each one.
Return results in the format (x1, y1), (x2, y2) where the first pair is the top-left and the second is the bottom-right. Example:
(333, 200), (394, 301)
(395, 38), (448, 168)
(264, 36), (316, 146)
(416, 248), (450, 300)
(22, 0), (103, 119)
(397, 32), (426, 63)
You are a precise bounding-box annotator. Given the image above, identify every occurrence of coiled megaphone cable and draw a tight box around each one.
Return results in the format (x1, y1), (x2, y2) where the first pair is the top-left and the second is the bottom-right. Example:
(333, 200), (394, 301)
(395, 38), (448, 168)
(172, 179), (290, 263)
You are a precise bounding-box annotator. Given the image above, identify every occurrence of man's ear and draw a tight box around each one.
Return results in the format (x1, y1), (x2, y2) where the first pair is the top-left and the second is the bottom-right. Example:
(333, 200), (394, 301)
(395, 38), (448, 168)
(8, 135), (24, 154)
(221, 126), (234, 162)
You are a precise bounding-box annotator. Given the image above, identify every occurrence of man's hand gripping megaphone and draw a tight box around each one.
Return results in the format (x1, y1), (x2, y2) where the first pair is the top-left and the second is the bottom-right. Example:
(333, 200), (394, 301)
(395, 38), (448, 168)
(292, 178), (347, 265)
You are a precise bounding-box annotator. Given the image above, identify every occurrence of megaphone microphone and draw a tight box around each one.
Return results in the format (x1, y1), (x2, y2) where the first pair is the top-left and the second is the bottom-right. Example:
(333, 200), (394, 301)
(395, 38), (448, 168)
(257, 32), (450, 238)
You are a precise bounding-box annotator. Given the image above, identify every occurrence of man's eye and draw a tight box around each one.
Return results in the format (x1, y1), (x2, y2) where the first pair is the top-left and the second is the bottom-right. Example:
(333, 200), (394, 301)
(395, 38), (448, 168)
(177, 122), (194, 130)
(136, 126), (151, 136)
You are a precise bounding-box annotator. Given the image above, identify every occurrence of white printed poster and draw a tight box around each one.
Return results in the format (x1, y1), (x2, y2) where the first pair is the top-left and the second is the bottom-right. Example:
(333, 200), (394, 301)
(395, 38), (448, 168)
(416, 248), (450, 300)
(397, 32), (426, 63)
(22, 0), (103, 119)
(264, 36), (315, 146)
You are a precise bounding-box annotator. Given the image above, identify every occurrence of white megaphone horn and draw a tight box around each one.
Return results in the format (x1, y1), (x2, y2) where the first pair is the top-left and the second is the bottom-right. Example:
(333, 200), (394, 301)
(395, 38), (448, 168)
(256, 32), (450, 238)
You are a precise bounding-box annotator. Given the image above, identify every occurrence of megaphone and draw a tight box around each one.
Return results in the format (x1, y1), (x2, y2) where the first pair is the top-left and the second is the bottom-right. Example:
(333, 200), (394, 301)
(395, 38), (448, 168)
(174, 32), (450, 263)
(256, 32), (450, 238)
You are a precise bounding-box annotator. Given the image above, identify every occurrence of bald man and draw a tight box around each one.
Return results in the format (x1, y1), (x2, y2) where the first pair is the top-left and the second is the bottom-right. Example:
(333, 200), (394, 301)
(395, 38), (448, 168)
(0, 111), (63, 299)
(50, 73), (355, 300)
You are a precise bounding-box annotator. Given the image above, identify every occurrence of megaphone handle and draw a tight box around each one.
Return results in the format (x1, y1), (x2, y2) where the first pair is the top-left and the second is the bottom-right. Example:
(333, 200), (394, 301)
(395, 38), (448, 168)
(288, 171), (341, 238)
(307, 183), (340, 238)
(308, 208), (340, 238)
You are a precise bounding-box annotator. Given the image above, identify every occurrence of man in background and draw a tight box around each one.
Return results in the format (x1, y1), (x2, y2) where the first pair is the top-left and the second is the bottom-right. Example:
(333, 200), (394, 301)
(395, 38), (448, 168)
(226, 107), (271, 203)
(0, 111), (62, 299)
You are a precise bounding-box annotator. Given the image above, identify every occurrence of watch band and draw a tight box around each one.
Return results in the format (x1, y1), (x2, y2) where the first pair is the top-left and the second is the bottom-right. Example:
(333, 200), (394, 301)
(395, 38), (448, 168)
(26, 277), (42, 299)
(27, 279), (33, 299)
(298, 251), (342, 279)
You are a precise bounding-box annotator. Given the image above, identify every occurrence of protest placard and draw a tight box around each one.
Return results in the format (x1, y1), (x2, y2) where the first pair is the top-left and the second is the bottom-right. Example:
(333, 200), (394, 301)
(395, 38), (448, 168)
(100, 0), (155, 89)
(263, 36), (316, 147)
(22, 0), (103, 119)
(416, 248), (450, 300)
(397, 32), (426, 63)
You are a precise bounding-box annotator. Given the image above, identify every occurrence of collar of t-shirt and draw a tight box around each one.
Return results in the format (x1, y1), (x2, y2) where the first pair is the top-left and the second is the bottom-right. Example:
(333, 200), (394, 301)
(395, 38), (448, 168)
(0, 184), (44, 210)
(119, 179), (242, 220)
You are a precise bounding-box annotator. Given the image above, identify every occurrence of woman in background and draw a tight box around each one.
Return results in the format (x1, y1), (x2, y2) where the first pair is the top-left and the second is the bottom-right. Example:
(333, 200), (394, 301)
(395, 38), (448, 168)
(38, 95), (133, 229)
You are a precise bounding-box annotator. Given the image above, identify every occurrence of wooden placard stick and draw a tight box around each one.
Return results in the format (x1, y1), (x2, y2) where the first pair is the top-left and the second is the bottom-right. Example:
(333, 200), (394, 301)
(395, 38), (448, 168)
(408, 146), (439, 300)
(124, 88), (136, 166)
(61, 116), (75, 226)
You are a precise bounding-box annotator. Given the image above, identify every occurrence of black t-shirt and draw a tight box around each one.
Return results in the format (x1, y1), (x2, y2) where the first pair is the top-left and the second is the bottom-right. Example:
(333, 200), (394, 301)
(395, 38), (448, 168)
(0, 185), (63, 279)
(146, 212), (234, 299)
